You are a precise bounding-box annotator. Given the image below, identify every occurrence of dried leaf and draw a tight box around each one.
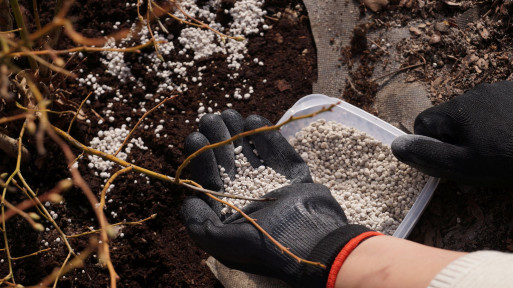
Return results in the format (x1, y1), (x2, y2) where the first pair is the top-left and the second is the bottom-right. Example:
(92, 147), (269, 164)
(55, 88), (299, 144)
(275, 80), (291, 92)
(363, 0), (389, 12)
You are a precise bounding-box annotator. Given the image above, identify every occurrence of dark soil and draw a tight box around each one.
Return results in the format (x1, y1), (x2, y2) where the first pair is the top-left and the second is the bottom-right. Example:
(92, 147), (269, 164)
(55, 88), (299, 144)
(2, 0), (513, 287)
(1, 0), (316, 287)
(340, 0), (513, 254)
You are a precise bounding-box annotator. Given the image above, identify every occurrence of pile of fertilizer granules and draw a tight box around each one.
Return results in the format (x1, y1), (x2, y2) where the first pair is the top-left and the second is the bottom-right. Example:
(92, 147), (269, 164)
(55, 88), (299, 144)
(218, 119), (428, 235)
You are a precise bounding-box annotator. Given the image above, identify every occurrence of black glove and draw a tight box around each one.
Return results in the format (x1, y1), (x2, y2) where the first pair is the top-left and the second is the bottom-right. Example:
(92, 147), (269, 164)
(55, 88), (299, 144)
(182, 110), (380, 287)
(184, 109), (312, 217)
(391, 81), (513, 185)
(182, 183), (374, 287)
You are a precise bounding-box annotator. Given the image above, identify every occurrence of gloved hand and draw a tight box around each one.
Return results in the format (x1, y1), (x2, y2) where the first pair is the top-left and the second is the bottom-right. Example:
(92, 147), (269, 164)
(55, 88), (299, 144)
(391, 81), (513, 185)
(182, 110), (382, 287)
(183, 109), (313, 217)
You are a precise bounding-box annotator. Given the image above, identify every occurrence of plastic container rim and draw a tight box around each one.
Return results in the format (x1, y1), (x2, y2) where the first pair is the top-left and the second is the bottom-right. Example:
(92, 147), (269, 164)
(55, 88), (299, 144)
(277, 94), (440, 239)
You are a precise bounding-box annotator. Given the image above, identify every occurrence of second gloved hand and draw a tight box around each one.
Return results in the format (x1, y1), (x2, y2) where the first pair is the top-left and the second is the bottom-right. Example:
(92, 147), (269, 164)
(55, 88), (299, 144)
(392, 81), (513, 185)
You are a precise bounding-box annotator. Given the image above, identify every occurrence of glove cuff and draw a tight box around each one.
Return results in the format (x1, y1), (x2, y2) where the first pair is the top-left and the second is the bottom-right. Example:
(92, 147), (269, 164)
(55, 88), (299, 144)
(297, 224), (380, 287)
(326, 231), (384, 288)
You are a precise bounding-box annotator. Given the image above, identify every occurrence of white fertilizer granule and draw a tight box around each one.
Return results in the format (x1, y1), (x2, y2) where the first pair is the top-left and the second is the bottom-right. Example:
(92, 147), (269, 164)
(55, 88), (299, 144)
(289, 119), (428, 235)
(219, 146), (290, 214)
(218, 119), (428, 235)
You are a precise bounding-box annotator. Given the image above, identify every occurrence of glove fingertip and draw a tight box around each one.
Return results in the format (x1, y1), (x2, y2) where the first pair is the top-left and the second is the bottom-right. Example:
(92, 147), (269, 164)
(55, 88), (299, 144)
(392, 134), (470, 178)
(245, 114), (273, 131)
(391, 134), (442, 163)
(185, 132), (210, 155)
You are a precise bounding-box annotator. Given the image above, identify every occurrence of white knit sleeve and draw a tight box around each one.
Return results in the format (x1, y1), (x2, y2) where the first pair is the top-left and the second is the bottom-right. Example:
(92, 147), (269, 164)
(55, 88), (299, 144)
(428, 250), (513, 288)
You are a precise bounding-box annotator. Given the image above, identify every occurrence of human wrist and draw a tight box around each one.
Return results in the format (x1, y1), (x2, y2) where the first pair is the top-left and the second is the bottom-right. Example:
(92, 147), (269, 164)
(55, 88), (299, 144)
(326, 231), (384, 288)
(334, 236), (467, 288)
(296, 224), (379, 288)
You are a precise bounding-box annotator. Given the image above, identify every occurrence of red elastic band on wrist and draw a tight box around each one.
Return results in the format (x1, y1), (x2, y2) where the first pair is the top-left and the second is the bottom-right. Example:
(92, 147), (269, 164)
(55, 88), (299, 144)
(326, 231), (384, 288)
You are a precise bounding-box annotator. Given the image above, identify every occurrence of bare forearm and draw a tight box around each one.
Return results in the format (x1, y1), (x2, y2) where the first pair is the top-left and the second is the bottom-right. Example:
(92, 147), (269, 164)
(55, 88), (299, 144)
(335, 236), (467, 288)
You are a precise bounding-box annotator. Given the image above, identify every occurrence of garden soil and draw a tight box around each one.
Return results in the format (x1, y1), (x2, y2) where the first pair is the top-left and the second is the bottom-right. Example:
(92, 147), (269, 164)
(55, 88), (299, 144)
(1, 0), (513, 287)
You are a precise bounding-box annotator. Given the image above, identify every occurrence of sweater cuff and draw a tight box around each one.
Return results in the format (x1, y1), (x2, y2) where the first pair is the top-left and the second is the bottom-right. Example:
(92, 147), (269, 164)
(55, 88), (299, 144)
(326, 231), (383, 288)
(428, 251), (501, 288)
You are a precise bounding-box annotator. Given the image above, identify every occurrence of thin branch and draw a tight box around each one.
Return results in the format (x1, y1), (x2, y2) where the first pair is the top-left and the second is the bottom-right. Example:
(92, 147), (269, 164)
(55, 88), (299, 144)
(67, 92), (92, 133)
(67, 214), (157, 238)
(113, 95), (176, 156)
(16, 102), (77, 115)
(0, 131), (30, 162)
(17, 172), (76, 257)
(99, 166), (133, 211)
(53, 252), (71, 288)
(20, 46), (75, 77)
(180, 179), (273, 201)
(0, 113), (28, 125)
(11, 248), (51, 260)
(9, 0), (38, 70)
(68, 152), (84, 169)
(0, 28), (22, 34)
(174, 103), (339, 182)
(31, 0), (41, 31)
(372, 61), (426, 82)
(45, 127), (118, 288)
(7, 40), (157, 57)
(204, 192), (326, 269)
(4, 179), (70, 222)
(146, 3), (163, 60)
(3, 199), (43, 231)
(53, 125), (270, 202)
(38, 240), (96, 287)
(0, 121), (26, 285)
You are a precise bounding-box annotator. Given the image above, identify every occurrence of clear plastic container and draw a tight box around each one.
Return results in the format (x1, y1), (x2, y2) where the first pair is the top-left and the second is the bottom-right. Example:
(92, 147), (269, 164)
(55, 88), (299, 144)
(277, 94), (439, 239)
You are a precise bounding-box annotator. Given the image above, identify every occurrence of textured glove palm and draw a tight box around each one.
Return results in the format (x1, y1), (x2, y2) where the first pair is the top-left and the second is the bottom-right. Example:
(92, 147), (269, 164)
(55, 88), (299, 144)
(392, 81), (513, 185)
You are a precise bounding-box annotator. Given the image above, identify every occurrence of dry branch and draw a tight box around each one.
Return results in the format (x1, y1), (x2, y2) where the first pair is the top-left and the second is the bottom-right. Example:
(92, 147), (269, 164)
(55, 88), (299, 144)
(174, 103), (339, 181)
(0, 131), (30, 163)
(114, 95), (176, 156)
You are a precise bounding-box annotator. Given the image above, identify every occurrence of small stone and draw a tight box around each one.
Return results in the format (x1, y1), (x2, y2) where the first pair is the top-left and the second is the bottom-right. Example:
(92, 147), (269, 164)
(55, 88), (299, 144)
(480, 28), (489, 40)
(434, 21), (449, 33)
(429, 33), (441, 45)
(476, 58), (489, 70)
(409, 27), (422, 36)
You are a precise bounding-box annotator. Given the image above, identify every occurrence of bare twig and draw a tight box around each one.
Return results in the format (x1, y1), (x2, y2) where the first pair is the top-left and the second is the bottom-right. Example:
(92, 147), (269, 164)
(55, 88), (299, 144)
(37, 239), (96, 287)
(53, 125), (270, 202)
(99, 166), (133, 211)
(45, 127), (119, 288)
(114, 95), (176, 156)
(31, 0), (41, 31)
(9, 0), (38, 71)
(205, 190), (326, 268)
(7, 39), (158, 57)
(67, 214), (157, 238)
(11, 248), (51, 260)
(0, 113), (28, 125)
(174, 103), (339, 181)
(0, 121), (26, 284)
(0, 131), (30, 162)
(3, 199), (43, 231)
(15, 101), (77, 115)
(146, 2), (163, 60)
(67, 92), (92, 133)
(152, 1), (244, 41)
(0, 28), (21, 35)
(372, 61), (427, 82)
